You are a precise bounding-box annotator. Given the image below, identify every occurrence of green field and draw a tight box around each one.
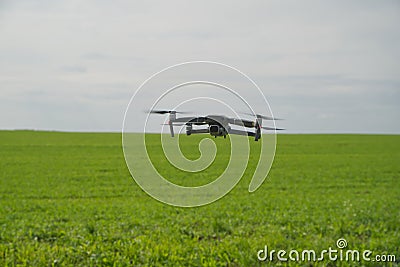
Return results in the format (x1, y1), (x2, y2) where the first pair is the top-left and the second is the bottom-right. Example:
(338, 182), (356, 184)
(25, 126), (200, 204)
(0, 131), (399, 266)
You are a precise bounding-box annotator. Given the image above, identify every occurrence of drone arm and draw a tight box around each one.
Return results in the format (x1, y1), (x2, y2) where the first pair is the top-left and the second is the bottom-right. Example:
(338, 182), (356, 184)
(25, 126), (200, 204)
(262, 126), (285, 131)
(173, 117), (198, 123)
(169, 113), (176, 137)
(169, 122), (174, 137)
(227, 118), (255, 128)
(228, 129), (255, 137)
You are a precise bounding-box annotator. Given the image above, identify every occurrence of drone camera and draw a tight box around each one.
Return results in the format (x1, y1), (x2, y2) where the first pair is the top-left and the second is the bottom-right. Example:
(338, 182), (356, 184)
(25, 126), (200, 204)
(209, 125), (221, 136)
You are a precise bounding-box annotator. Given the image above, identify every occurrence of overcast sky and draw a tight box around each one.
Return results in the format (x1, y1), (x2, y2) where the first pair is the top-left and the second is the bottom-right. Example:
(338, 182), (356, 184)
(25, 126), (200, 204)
(1, 0), (399, 133)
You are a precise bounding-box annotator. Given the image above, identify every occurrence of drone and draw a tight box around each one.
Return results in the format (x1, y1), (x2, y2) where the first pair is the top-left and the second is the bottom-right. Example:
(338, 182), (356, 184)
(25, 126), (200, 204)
(149, 110), (284, 141)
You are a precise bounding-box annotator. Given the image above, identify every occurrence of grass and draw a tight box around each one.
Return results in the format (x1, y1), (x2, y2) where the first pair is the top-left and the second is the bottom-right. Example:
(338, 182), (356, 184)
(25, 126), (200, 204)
(0, 131), (399, 266)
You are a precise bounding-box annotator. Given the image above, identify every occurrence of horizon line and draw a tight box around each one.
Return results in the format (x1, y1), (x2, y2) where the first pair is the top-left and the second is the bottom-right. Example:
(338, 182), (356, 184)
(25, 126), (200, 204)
(1, 129), (399, 135)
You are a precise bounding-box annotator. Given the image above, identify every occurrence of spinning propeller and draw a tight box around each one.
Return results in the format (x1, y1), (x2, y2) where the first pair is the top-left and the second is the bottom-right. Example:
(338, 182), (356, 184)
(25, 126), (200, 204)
(148, 110), (190, 114)
(242, 112), (283, 121)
